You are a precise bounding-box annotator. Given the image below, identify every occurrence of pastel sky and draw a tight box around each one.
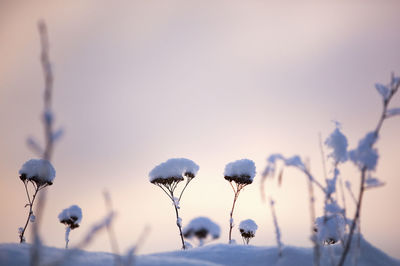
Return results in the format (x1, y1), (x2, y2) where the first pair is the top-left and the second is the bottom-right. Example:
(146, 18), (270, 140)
(0, 0), (399, 258)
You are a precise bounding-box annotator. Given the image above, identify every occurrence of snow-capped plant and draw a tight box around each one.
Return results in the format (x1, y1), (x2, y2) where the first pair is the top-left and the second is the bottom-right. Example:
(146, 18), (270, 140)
(18, 158), (55, 243)
(261, 73), (400, 266)
(58, 205), (83, 248)
(183, 217), (221, 247)
(239, 219), (257, 245)
(314, 214), (345, 245)
(149, 158), (199, 250)
(224, 159), (256, 243)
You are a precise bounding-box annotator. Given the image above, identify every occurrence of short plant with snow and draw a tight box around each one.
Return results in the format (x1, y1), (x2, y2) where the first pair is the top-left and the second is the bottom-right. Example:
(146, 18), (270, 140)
(58, 205), (83, 248)
(239, 219), (257, 245)
(149, 158), (199, 250)
(183, 217), (221, 247)
(18, 158), (55, 243)
(223, 159), (256, 243)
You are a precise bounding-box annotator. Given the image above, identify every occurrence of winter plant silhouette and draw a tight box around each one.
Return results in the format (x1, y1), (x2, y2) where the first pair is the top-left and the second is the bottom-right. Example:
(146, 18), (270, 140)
(239, 219), (258, 245)
(18, 159), (55, 243)
(58, 205), (83, 248)
(149, 158), (199, 250)
(223, 159), (256, 243)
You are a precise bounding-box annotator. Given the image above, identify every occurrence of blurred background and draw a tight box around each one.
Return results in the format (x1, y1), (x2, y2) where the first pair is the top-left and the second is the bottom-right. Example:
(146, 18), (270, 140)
(0, 0), (399, 258)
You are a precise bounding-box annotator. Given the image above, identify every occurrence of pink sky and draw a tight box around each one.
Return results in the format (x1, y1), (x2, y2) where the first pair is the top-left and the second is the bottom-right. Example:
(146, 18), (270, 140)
(0, 0), (400, 258)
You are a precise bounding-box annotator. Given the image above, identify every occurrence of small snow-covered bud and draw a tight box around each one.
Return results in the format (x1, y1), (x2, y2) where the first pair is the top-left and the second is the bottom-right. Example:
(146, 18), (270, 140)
(43, 109), (53, 125)
(239, 219), (258, 244)
(58, 205), (83, 229)
(30, 214), (36, 223)
(183, 217), (221, 246)
(18, 227), (23, 234)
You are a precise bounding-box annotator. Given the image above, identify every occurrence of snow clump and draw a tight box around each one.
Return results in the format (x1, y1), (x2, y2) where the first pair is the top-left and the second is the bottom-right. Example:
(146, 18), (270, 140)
(149, 158), (199, 185)
(349, 132), (379, 170)
(325, 126), (348, 163)
(239, 219), (258, 244)
(58, 205), (83, 229)
(314, 214), (346, 245)
(224, 159), (256, 184)
(19, 159), (56, 186)
(183, 217), (221, 246)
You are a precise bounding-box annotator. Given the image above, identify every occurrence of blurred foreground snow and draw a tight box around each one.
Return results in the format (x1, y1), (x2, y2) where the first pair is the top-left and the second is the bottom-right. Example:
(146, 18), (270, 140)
(0, 235), (399, 266)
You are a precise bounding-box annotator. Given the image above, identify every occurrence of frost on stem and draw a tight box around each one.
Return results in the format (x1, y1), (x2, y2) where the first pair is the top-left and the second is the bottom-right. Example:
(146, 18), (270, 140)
(239, 219), (257, 245)
(183, 217), (221, 247)
(18, 159), (55, 243)
(58, 205), (83, 248)
(149, 158), (199, 250)
(224, 159), (256, 243)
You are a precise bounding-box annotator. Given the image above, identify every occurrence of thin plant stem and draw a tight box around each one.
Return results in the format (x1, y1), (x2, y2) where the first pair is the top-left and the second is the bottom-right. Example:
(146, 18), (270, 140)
(228, 183), (244, 243)
(20, 185), (40, 243)
(228, 192), (239, 243)
(337, 167), (366, 266)
(171, 190), (186, 250)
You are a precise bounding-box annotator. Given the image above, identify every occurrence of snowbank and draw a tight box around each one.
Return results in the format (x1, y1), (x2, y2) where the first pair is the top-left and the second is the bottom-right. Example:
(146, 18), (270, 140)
(1, 235), (398, 266)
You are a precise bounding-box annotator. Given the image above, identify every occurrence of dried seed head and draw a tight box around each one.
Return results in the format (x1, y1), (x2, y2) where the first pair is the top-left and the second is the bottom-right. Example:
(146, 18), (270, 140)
(224, 174), (253, 185)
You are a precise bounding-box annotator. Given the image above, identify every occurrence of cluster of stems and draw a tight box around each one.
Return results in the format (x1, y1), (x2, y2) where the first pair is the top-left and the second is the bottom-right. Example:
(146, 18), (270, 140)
(154, 176), (194, 250)
(227, 181), (248, 243)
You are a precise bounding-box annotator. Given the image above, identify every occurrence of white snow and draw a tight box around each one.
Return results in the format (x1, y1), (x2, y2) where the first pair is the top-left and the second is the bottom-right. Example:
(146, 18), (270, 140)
(349, 132), (379, 170)
(19, 159), (56, 184)
(325, 127), (348, 163)
(284, 155), (305, 168)
(262, 154), (306, 180)
(149, 158), (199, 182)
(365, 175), (385, 189)
(314, 214), (346, 244)
(58, 205), (83, 227)
(224, 159), (256, 181)
(183, 217), (221, 240)
(239, 219), (258, 234)
(1, 237), (398, 266)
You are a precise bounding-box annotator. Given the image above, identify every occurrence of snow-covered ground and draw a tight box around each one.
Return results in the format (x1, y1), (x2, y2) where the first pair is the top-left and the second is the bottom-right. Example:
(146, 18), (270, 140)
(1, 236), (399, 266)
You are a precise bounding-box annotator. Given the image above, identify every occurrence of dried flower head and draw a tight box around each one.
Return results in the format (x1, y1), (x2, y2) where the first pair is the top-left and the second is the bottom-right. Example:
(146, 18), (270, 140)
(19, 159), (55, 187)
